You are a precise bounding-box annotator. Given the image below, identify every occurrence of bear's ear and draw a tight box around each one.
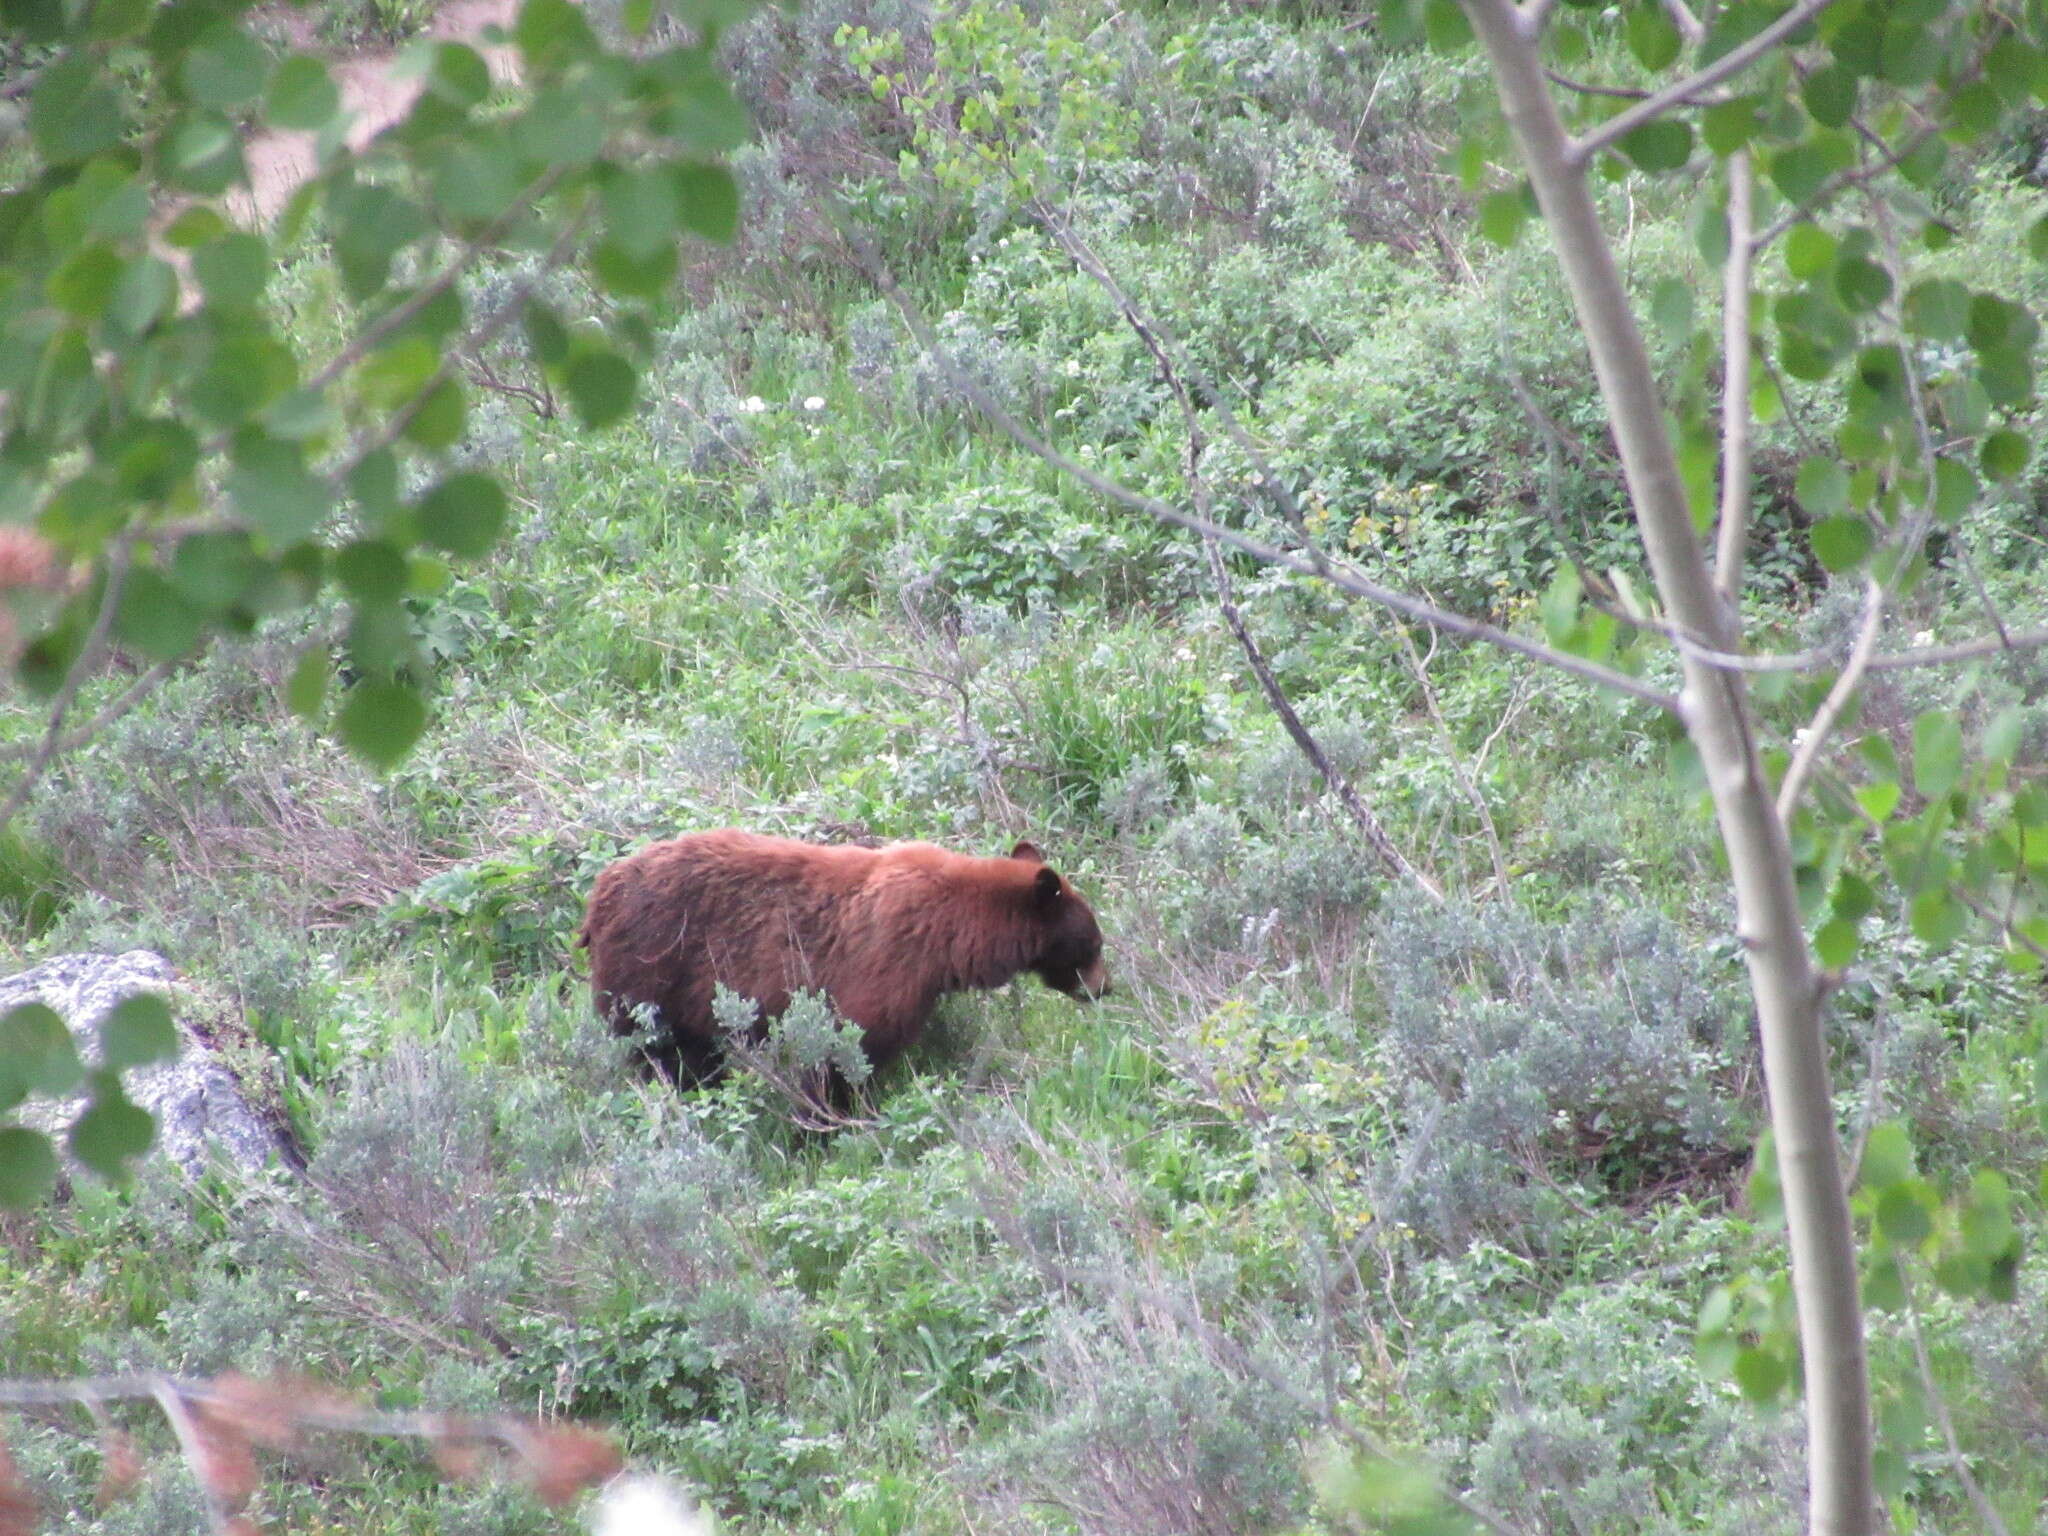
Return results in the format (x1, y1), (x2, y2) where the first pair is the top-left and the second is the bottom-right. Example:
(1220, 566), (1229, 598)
(1033, 865), (1064, 906)
(1010, 840), (1045, 864)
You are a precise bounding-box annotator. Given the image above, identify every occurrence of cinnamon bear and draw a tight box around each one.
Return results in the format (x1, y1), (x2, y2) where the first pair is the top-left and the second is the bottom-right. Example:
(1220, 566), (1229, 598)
(575, 830), (1110, 1084)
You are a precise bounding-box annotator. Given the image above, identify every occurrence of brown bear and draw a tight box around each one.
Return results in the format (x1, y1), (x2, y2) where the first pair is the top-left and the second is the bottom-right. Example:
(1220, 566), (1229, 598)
(575, 830), (1110, 1085)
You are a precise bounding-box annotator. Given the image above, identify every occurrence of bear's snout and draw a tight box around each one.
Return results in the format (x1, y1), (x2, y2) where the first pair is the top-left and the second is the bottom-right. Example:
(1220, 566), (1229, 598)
(1078, 957), (1111, 1000)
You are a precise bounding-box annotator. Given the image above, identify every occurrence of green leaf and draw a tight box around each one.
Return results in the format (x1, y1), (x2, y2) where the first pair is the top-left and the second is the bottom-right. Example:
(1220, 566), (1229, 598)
(1783, 223), (1836, 280)
(1649, 277), (1692, 348)
(1539, 565), (1581, 643)
(229, 430), (330, 542)
(1981, 428), (2028, 481)
(1810, 516), (1872, 573)
(31, 53), (128, 164)
(429, 42), (493, 107)
(1860, 1123), (1913, 1188)
(1421, 0), (1471, 50)
(602, 165), (682, 258)
(1876, 1183), (1932, 1245)
(107, 255), (177, 337)
(1912, 710), (1963, 801)
(1832, 872), (1875, 922)
(403, 378), (467, 451)
(414, 472), (507, 558)
(1625, 2), (1680, 70)
(1814, 917), (1858, 968)
(0, 1002), (83, 1108)
(335, 541), (409, 602)
(2029, 213), (2048, 265)
(1968, 293), (2037, 357)
(1856, 780), (1900, 822)
(267, 54), (340, 129)
(1932, 457), (1978, 524)
(0, 1128), (59, 1210)
(673, 163), (739, 243)
(69, 1075), (154, 1181)
(1802, 64), (1856, 128)
(1770, 136), (1851, 206)
(183, 22), (269, 108)
(170, 531), (263, 613)
(1733, 1347), (1788, 1403)
(1621, 119), (1693, 173)
(516, 0), (600, 74)
(1477, 189), (1525, 248)
(1834, 254), (1891, 314)
(1909, 887), (1966, 948)
(1701, 98), (1758, 155)
(1903, 278), (1969, 341)
(431, 139), (525, 221)
(337, 679), (428, 770)
(1862, 1254), (1907, 1313)
(100, 994), (178, 1072)
(564, 349), (638, 430)
(285, 648), (328, 719)
(114, 567), (205, 661)
(1794, 457), (1849, 517)
(48, 241), (123, 319)
(592, 238), (679, 301)
(192, 232), (270, 309)
(524, 300), (570, 366)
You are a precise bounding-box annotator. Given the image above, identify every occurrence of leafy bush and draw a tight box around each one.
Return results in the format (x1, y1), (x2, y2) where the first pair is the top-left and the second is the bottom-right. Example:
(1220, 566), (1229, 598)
(1373, 896), (1745, 1245)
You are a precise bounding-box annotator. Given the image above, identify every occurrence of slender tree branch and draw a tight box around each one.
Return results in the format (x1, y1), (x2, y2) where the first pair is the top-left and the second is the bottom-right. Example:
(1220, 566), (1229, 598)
(1902, 1277), (2014, 1536)
(297, 163), (570, 405)
(1776, 578), (1883, 824)
(1028, 200), (1443, 899)
(1207, 541), (1445, 900)
(1570, 0), (1838, 169)
(1462, 5), (1874, 1529)
(1544, 69), (1653, 101)
(0, 535), (139, 828)
(845, 231), (1681, 713)
(1714, 150), (1755, 610)
(1660, 0), (1705, 44)
(149, 1381), (235, 1536)
(0, 657), (182, 764)
(1389, 619), (1513, 894)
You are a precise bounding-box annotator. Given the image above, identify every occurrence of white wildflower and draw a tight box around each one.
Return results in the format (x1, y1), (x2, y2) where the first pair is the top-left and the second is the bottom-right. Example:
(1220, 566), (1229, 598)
(1911, 629), (1934, 648)
(590, 1474), (714, 1536)
(740, 396), (768, 414)
(803, 395), (825, 411)
(1062, 358), (1082, 377)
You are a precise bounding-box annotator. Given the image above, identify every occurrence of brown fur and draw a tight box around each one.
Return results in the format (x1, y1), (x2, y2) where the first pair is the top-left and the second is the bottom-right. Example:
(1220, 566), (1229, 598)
(575, 830), (1109, 1083)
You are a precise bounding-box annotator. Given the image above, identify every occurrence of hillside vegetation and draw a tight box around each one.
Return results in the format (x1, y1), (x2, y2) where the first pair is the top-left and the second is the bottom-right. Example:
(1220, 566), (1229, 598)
(5, 1), (2048, 1533)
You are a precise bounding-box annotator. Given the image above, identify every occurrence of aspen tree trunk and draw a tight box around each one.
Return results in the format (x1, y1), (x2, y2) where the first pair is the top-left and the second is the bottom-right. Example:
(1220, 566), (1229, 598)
(1460, 6), (1877, 1533)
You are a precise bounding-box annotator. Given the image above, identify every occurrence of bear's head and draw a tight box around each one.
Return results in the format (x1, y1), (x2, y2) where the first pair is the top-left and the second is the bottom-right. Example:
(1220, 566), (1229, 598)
(1011, 841), (1110, 1001)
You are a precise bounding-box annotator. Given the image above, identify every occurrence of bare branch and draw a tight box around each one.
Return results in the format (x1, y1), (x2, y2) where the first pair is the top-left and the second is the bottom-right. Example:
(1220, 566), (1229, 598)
(1389, 619), (1513, 894)
(844, 230), (1681, 713)
(0, 657), (182, 765)
(1207, 541), (1444, 900)
(0, 535), (140, 828)
(1660, 0), (1706, 44)
(1903, 1277), (2014, 1536)
(1570, 0), (1838, 169)
(1714, 150), (1755, 610)
(1028, 200), (1443, 899)
(1776, 578), (1883, 824)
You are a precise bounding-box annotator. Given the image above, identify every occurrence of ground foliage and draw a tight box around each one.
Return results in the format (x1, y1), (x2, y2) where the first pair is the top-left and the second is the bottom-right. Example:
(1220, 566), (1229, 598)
(4, 0), (2048, 1533)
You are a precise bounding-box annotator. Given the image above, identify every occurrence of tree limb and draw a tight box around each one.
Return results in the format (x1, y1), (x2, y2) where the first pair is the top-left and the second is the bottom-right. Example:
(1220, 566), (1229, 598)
(1570, 0), (1838, 169)
(1714, 149), (1755, 610)
(844, 229), (1681, 713)
(1776, 577), (1883, 824)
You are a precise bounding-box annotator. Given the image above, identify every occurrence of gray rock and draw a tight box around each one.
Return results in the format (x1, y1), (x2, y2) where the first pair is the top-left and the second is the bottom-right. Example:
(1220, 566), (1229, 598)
(0, 950), (292, 1181)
